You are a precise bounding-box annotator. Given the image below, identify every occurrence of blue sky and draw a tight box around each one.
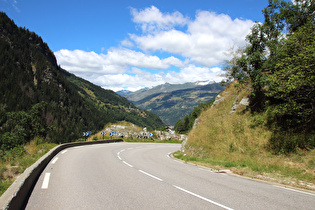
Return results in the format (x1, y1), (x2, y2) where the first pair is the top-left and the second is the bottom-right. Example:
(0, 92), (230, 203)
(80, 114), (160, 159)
(1, 0), (268, 91)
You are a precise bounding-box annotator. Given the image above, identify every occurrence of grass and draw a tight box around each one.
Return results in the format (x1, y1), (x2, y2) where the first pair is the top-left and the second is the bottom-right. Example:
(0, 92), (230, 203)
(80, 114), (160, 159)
(179, 82), (315, 190)
(0, 139), (57, 196)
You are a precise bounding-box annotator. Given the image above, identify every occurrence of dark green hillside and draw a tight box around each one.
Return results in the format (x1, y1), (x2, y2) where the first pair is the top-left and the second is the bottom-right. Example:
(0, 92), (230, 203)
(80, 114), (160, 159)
(0, 12), (108, 148)
(61, 69), (166, 130)
(0, 12), (165, 152)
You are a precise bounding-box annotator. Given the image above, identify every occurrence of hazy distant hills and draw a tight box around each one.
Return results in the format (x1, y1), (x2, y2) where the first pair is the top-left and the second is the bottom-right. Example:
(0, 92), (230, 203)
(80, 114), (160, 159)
(117, 82), (224, 125)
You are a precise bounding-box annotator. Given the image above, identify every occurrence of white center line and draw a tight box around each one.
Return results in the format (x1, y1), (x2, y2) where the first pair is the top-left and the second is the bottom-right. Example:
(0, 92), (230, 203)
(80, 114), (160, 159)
(51, 157), (59, 164)
(41, 173), (51, 189)
(123, 161), (133, 167)
(138, 170), (163, 181)
(173, 185), (233, 210)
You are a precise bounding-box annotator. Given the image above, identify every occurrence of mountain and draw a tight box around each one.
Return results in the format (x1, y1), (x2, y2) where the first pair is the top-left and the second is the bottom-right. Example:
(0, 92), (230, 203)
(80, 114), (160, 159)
(118, 80), (216, 102)
(60, 69), (166, 130)
(120, 82), (224, 125)
(116, 90), (133, 97)
(0, 12), (165, 150)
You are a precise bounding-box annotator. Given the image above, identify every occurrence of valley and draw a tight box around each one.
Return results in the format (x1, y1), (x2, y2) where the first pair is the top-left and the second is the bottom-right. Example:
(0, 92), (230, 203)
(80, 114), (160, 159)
(118, 82), (224, 125)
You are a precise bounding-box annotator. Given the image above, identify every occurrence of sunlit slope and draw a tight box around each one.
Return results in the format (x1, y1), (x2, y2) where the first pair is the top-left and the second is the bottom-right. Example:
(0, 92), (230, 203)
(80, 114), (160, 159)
(180, 82), (315, 190)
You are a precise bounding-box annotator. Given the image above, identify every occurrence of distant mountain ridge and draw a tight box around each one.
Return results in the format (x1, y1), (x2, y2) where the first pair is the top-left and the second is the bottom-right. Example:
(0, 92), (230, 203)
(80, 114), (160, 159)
(118, 82), (224, 125)
(116, 80), (217, 102)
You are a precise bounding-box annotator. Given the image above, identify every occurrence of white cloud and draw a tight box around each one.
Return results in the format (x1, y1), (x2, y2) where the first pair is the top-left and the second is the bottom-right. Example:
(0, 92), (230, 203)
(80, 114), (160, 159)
(55, 48), (184, 77)
(92, 65), (224, 91)
(130, 9), (254, 66)
(131, 6), (188, 33)
(55, 6), (253, 91)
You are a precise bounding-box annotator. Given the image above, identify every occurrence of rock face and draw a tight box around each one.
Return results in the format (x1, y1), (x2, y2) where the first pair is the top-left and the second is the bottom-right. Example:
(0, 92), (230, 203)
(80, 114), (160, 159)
(212, 94), (226, 107)
(230, 97), (249, 114)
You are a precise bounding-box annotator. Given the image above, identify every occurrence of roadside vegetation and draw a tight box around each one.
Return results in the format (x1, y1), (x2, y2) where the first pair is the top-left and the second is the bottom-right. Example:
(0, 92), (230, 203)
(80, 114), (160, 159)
(177, 0), (315, 190)
(0, 138), (57, 196)
(176, 83), (315, 190)
(174, 99), (214, 134)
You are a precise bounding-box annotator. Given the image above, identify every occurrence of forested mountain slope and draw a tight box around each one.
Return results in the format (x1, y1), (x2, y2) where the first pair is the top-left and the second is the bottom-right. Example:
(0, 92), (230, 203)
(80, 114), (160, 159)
(0, 12), (165, 151)
(121, 82), (223, 125)
(61, 69), (166, 130)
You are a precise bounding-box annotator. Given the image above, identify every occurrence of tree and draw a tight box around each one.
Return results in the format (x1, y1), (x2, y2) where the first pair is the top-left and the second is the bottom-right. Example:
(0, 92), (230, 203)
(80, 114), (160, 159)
(266, 22), (315, 133)
(222, 0), (315, 152)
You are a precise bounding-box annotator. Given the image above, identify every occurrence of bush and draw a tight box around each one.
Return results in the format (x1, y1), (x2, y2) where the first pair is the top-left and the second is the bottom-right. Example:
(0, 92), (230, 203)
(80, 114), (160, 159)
(268, 130), (315, 154)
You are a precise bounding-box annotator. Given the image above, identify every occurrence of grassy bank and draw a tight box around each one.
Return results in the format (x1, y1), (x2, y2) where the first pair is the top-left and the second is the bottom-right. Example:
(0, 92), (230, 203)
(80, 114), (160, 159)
(179, 83), (315, 190)
(0, 140), (57, 196)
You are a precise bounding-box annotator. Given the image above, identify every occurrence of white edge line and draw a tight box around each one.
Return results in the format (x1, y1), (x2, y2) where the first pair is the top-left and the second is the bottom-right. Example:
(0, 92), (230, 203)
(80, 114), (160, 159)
(173, 185), (233, 210)
(123, 161), (133, 167)
(51, 157), (59, 164)
(61, 150), (67, 154)
(273, 185), (315, 196)
(41, 173), (51, 189)
(138, 170), (163, 181)
(173, 159), (183, 164)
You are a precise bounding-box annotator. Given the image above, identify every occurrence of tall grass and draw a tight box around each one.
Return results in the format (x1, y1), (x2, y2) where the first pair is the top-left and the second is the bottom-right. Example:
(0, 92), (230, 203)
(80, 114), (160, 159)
(0, 139), (57, 196)
(179, 82), (315, 190)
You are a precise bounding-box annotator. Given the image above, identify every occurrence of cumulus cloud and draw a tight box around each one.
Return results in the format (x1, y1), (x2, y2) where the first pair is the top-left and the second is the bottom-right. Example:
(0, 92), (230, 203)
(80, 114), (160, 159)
(87, 65), (224, 91)
(130, 9), (254, 66)
(131, 6), (188, 33)
(55, 48), (184, 76)
(55, 6), (254, 91)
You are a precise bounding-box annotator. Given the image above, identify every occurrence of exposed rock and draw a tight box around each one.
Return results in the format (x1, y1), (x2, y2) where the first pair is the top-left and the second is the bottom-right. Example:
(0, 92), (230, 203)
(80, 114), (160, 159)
(240, 98), (249, 106)
(229, 97), (249, 114)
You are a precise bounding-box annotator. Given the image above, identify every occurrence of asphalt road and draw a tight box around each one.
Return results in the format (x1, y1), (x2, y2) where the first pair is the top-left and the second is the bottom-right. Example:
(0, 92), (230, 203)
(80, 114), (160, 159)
(25, 142), (315, 209)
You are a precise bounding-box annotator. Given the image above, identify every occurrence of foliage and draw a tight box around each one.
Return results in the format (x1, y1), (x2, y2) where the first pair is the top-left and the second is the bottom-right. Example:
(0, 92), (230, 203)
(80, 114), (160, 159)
(222, 0), (315, 153)
(0, 12), (165, 157)
(0, 141), (57, 196)
(174, 100), (214, 134)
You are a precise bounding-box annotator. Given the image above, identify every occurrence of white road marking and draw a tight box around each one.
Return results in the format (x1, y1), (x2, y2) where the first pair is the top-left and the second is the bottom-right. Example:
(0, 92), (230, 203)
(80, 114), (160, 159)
(139, 170), (163, 181)
(123, 161), (133, 167)
(51, 157), (59, 164)
(61, 150), (67, 154)
(41, 173), (51, 189)
(173, 185), (234, 210)
(117, 152), (122, 160)
(273, 185), (315, 196)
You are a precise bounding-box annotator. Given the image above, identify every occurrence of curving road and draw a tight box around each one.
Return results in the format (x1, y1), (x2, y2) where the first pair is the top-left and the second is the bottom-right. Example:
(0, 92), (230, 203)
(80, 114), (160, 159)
(26, 142), (315, 209)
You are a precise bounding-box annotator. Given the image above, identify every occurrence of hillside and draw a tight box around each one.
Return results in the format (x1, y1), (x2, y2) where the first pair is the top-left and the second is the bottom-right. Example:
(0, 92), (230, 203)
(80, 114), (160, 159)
(61, 69), (166, 130)
(119, 82), (224, 125)
(0, 12), (165, 151)
(178, 82), (315, 190)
